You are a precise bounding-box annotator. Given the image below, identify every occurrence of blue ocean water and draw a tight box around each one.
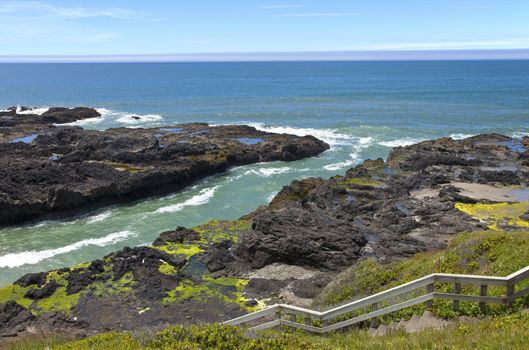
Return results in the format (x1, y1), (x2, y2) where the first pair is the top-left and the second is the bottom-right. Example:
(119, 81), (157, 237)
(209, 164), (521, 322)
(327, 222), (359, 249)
(0, 61), (528, 285)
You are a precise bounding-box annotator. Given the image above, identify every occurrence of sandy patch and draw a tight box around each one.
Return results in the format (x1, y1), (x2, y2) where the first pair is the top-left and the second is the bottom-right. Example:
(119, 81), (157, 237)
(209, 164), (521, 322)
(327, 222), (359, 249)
(411, 182), (529, 202)
(247, 263), (319, 281)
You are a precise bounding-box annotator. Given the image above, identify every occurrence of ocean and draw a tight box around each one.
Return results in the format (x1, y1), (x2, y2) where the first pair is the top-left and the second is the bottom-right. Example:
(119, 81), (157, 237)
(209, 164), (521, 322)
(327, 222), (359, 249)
(0, 60), (528, 285)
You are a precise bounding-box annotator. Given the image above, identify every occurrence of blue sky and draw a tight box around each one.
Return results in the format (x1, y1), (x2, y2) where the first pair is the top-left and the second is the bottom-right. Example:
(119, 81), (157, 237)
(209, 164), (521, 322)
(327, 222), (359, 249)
(1, 0), (529, 57)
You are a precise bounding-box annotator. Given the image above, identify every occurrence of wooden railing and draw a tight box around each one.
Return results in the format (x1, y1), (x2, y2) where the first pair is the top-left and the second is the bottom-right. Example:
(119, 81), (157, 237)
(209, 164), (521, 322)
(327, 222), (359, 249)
(224, 265), (529, 333)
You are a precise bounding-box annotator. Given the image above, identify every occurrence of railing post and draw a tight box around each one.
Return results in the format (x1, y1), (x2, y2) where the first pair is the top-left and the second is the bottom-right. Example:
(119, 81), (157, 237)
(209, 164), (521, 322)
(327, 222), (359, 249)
(289, 313), (297, 323)
(304, 316), (312, 326)
(370, 302), (378, 328)
(275, 307), (282, 322)
(479, 285), (488, 314)
(453, 283), (461, 311)
(425, 283), (434, 310)
(506, 283), (515, 307)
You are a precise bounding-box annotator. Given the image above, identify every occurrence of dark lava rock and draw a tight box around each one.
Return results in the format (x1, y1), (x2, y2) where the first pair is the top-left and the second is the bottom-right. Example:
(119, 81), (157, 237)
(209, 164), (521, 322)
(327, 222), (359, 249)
(0, 109), (329, 226)
(24, 281), (62, 300)
(3, 133), (529, 338)
(14, 272), (48, 288)
(66, 261), (110, 295)
(105, 246), (186, 301)
(0, 301), (36, 336)
(153, 227), (201, 246)
(203, 239), (236, 273)
(290, 275), (333, 299)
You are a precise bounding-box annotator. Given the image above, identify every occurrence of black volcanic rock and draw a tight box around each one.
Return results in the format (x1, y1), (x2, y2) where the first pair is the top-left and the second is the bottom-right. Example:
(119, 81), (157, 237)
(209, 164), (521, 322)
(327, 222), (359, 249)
(24, 281), (62, 300)
(0, 108), (329, 226)
(3, 133), (529, 339)
(14, 272), (48, 288)
(153, 227), (201, 246)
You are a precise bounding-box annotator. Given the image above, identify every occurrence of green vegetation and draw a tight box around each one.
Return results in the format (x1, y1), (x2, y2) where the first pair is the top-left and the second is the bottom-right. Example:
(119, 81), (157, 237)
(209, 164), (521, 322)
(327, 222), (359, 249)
(314, 229), (529, 320)
(8, 312), (529, 349)
(154, 243), (204, 257)
(337, 177), (384, 188)
(194, 219), (251, 243)
(158, 261), (177, 275)
(455, 202), (529, 230)
(0, 284), (32, 309)
(163, 276), (254, 311)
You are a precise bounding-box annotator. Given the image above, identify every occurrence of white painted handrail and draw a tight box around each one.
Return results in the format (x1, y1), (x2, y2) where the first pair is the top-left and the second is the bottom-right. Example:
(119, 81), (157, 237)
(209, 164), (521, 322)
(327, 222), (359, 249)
(224, 265), (529, 333)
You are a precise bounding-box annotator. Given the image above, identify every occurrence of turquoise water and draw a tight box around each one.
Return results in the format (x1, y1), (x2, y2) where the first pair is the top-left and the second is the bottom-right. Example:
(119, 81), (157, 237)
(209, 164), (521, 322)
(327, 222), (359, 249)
(1, 61), (529, 285)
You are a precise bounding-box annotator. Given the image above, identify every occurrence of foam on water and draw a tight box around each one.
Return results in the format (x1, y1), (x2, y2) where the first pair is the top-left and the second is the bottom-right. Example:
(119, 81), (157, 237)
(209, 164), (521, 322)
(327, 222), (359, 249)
(56, 108), (164, 127)
(155, 186), (219, 213)
(16, 106), (49, 115)
(86, 211), (113, 224)
(0, 230), (133, 268)
(244, 167), (293, 177)
(323, 136), (372, 171)
(379, 138), (425, 148)
(450, 133), (475, 140)
(245, 122), (354, 146)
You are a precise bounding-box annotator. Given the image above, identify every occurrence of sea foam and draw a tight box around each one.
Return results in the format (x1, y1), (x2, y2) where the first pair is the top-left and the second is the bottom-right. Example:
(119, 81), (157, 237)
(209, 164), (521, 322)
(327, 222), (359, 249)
(0, 230), (133, 268)
(244, 123), (354, 147)
(56, 108), (164, 127)
(86, 211), (113, 224)
(155, 186), (218, 213)
(378, 138), (424, 148)
(244, 167), (292, 177)
(16, 106), (49, 115)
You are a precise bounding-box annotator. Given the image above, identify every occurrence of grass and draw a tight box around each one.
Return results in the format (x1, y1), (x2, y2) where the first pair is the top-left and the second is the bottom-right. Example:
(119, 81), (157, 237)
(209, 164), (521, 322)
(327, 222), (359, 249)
(7, 312), (529, 349)
(314, 229), (529, 320)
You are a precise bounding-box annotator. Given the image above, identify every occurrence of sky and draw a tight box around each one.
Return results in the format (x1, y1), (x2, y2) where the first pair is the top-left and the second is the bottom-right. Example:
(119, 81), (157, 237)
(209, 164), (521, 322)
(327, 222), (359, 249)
(1, 0), (529, 60)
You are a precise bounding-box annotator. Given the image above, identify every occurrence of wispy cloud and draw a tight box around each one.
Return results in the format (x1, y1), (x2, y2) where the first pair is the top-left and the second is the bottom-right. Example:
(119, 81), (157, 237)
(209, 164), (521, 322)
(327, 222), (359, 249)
(0, 1), (144, 19)
(272, 13), (356, 17)
(260, 4), (304, 9)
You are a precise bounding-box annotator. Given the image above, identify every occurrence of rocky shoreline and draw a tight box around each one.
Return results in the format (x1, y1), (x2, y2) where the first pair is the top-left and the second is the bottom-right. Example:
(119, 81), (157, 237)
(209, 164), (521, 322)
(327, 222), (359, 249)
(1, 131), (529, 341)
(0, 107), (329, 226)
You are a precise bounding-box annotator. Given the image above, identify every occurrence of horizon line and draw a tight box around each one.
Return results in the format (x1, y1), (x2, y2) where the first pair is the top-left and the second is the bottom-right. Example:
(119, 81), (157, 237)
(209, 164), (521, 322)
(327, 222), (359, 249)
(2, 49), (529, 63)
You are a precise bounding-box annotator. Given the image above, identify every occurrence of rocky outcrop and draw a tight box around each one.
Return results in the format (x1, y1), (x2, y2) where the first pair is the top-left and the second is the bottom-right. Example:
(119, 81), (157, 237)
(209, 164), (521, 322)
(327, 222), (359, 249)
(0, 107), (329, 226)
(2, 134), (529, 339)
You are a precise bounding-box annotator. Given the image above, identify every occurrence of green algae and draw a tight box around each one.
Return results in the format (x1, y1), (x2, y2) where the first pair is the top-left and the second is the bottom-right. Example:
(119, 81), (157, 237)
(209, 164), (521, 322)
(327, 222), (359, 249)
(455, 202), (529, 229)
(91, 271), (135, 297)
(0, 284), (32, 309)
(163, 275), (256, 312)
(338, 177), (383, 188)
(158, 261), (177, 275)
(35, 286), (80, 314)
(154, 243), (204, 257)
(194, 219), (251, 243)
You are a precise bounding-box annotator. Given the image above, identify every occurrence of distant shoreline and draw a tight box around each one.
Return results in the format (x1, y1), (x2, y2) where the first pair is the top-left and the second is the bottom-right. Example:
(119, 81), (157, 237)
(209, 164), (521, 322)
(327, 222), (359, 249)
(2, 49), (529, 63)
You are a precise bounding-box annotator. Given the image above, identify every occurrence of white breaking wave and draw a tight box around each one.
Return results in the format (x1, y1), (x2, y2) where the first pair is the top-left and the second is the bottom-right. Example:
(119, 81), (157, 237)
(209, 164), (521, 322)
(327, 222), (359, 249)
(450, 133), (474, 140)
(86, 211), (112, 224)
(323, 136), (372, 171)
(244, 122), (354, 146)
(0, 230), (133, 268)
(324, 153), (360, 171)
(56, 108), (164, 127)
(244, 167), (293, 177)
(16, 106), (49, 115)
(379, 138), (424, 148)
(267, 191), (279, 202)
(512, 132), (529, 138)
(155, 186), (219, 213)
